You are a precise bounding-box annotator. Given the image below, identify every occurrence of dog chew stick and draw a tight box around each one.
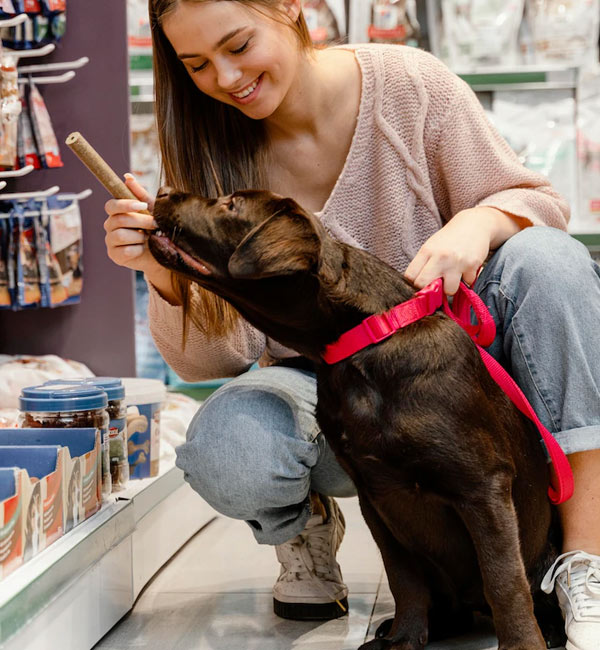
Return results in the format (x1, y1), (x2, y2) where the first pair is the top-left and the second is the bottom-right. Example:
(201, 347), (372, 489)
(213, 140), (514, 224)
(65, 131), (151, 214)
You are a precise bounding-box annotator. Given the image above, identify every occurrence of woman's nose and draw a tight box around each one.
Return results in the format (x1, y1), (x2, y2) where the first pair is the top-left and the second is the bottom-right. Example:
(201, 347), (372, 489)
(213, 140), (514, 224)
(215, 60), (243, 91)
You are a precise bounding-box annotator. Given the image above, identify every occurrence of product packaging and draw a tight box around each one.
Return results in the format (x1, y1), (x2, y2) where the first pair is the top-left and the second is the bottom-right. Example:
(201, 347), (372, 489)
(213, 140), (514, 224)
(526, 0), (600, 67)
(0, 214), (11, 308)
(302, 0), (341, 45)
(0, 54), (21, 170)
(442, 0), (525, 68)
(44, 196), (83, 306)
(122, 378), (167, 479)
(19, 384), (111, 499)
(0, 445), (66, 558)
(368, 0), (420, 46)
(27, 80), (63, 169)
(44, 378), (129, 492)
(0, 428), (101, 532)
(15, 206), (42, 308)
(0, 467), (26, 579)
(17, 86), (42, 170)
(489, 89), (577, 215)
(577, 69), (600, 231)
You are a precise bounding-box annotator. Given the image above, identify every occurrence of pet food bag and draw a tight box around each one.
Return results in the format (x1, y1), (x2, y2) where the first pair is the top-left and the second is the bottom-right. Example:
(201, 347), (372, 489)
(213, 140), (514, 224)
(44, 197), (83, 306)
(526, 0), (600, 67)
(302, 0), (341, 45)
(369, 0), (420, 46)
(442, 0), (525, 68)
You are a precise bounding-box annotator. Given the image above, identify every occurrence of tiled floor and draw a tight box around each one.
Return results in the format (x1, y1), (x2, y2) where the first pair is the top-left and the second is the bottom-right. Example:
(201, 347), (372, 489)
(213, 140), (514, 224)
(93, 497), (504, 650)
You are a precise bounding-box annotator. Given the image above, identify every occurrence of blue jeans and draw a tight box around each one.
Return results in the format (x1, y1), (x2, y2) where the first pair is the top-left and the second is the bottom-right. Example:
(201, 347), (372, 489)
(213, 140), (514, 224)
(175, 227), (600, 545)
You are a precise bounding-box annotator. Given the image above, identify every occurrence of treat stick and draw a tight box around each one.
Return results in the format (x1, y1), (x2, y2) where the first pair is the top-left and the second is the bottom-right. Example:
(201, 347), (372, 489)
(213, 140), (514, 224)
(65, 131), (151, 214)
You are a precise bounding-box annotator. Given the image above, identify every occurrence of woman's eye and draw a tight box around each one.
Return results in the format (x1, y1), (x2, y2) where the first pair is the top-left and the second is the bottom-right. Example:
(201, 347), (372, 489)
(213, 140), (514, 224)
(231, 39), (250, 55)
(191, 61), (208, 73)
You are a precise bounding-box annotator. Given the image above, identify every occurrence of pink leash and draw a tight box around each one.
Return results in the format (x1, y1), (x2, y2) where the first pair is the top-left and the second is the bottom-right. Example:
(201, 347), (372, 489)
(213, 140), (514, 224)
(322, 278), (574, 504)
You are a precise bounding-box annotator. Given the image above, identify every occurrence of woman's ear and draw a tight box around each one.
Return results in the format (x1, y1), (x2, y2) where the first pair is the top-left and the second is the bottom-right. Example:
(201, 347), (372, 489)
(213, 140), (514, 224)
(281, 0), (302, 22)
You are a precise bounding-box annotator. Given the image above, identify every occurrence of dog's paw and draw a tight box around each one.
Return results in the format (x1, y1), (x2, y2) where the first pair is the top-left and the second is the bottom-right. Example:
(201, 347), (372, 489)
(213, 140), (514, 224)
(375, 618), (393, 638)
(358, 633), (427, 650)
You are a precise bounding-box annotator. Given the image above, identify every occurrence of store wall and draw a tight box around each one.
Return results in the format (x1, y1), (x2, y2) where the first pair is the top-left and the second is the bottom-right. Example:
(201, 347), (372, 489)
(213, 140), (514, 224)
(0, 2), (137, 376)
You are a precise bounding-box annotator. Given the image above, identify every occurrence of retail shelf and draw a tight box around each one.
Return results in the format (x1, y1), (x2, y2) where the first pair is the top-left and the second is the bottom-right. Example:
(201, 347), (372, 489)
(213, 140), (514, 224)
(457, 65), (579, 92)
(0, 463), (216, 650)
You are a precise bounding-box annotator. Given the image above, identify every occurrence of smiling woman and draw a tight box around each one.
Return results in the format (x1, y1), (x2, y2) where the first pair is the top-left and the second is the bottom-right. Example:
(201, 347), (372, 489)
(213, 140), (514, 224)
(149, 0), (314, 338)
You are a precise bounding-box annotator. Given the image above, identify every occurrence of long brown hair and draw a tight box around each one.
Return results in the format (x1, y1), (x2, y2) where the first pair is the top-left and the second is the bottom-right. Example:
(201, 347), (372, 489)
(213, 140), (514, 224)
(149, 0), (313, 342)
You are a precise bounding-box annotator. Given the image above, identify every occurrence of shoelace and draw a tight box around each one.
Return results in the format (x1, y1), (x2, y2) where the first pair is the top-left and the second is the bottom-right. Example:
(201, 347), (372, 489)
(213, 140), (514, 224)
(541, 551), (600, 618)
(281, 519), (347, 612)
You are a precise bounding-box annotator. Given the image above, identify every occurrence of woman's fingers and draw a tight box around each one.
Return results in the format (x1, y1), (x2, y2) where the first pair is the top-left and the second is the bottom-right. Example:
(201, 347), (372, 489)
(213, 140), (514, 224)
(103, 210), (157, 233)
(124, 173), (155, 211)
(105, 226), (148, 248)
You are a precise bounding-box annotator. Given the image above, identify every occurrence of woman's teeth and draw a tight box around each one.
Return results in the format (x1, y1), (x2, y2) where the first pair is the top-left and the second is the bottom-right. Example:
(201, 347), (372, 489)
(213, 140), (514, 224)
(232, 77), (259, 99)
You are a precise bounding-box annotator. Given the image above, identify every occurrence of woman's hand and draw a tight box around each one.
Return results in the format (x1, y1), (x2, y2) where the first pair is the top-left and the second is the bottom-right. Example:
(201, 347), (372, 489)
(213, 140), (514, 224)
(404, 207), (524, 295)
(103, 174), (162, 276)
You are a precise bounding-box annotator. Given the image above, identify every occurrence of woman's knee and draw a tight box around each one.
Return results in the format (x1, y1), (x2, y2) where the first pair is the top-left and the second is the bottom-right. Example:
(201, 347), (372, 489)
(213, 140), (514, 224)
(175, 372), (319, 519)
(488, 226), (595, 294)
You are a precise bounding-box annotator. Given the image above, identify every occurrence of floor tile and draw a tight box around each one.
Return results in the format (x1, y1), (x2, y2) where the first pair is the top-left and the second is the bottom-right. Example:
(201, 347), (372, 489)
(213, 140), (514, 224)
(95, 592), (377, 650)
(145, 496), (383, 596)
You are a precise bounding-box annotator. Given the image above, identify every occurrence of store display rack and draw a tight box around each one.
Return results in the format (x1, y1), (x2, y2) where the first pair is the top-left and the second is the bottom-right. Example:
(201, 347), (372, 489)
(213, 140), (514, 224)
(0, 462), (216, 650)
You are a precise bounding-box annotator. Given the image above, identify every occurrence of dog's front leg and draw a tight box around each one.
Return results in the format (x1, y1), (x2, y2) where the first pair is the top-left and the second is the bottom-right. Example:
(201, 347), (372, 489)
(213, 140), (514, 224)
(357, 492), (430, 650)
(457, 473), (546, 650)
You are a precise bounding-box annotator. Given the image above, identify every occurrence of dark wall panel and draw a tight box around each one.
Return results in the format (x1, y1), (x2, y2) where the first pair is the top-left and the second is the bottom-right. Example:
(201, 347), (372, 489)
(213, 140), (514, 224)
(0, 2), (137, 376)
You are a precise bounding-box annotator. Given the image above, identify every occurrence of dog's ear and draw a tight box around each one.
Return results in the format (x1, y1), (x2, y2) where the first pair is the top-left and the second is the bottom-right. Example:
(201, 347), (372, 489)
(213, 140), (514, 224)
(228, 206), (321, 279)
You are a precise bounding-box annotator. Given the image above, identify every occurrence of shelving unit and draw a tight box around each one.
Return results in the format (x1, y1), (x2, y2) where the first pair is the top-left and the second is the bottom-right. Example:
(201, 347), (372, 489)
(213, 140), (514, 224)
(0, 462), (216, 650)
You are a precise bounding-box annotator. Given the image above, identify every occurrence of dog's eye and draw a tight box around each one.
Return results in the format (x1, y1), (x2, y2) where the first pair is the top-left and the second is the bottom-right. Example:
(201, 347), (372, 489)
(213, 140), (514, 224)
(227, 199), (236, 212)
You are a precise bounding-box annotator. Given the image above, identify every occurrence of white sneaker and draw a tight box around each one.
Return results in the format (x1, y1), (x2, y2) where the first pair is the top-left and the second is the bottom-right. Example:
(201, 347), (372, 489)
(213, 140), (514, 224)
(541, 550), (600, 650)
(273, 495), (349, 620)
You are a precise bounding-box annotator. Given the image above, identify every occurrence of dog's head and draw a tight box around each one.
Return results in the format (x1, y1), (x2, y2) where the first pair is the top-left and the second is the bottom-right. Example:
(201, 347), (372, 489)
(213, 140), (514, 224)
(149, 188), (339, 283)
(148, 188), (413, 358)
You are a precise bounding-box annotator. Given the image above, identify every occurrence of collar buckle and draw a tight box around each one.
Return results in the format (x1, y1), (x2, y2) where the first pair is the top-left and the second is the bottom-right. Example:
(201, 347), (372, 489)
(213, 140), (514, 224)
(362, 312), (395, 345)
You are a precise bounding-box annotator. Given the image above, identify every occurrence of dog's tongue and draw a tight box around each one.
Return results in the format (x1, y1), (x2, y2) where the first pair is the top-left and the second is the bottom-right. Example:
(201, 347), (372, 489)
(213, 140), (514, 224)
(176, 246), (212, 276)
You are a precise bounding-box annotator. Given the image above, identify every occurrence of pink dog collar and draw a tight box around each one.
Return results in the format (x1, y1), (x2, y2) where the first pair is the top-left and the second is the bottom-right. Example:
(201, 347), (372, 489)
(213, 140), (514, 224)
(321, 278), (574, 505)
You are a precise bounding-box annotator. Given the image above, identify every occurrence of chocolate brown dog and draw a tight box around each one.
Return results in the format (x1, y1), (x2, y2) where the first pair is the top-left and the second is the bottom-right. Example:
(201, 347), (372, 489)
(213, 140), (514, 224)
(149, 188), (564, 650)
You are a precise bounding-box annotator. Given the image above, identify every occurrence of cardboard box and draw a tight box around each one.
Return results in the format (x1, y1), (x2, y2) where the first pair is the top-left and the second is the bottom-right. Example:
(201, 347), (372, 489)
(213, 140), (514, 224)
(0, 467), (30, 579)
(0, 429), (101, 532)
(0, 446), (65, 556)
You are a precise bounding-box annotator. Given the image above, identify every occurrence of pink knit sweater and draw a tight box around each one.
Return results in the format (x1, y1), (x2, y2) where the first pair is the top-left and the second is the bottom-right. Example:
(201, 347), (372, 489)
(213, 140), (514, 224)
(147, 44), (570, 382)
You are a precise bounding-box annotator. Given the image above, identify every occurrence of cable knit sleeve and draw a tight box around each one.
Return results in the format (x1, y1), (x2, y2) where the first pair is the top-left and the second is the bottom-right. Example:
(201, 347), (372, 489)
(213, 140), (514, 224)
(146, 279), (267, 382)
(426, 57), (570, 231)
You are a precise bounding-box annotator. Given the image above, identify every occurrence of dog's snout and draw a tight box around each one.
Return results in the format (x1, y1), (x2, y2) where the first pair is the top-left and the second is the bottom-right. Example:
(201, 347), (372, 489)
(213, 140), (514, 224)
(156, 185), (174, 199)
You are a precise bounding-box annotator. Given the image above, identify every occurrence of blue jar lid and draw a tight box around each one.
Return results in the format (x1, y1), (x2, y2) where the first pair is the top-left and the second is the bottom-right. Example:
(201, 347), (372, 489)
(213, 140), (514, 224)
(20, 384), (108, 412)
(44, 377), (125, 401)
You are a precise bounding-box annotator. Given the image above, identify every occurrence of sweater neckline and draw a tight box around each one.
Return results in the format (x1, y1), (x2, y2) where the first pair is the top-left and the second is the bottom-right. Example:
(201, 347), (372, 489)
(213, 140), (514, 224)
(314, 45), (369, 221)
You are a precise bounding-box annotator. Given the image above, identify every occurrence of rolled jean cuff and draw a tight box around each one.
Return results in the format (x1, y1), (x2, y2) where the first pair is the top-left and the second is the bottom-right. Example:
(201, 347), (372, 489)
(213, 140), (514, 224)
(253, 499), (313, 546)
(550, 425), (600, 457)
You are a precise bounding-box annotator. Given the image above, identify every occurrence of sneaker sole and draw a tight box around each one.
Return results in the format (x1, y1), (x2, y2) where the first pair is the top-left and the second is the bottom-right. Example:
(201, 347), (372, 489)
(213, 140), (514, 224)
(273, 597), (349, 621)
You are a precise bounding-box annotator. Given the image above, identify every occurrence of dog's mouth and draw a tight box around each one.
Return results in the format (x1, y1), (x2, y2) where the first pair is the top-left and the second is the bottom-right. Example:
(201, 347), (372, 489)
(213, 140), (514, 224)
(148, 229), (213, 277)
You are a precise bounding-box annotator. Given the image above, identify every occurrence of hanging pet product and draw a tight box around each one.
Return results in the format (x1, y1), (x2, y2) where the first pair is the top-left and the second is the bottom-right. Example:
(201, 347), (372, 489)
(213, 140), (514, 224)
(27, 79), (62, 168)
(0, 54), (21, 170)
(442, 0), (525, 68)
(525, 0), (600, 67)
(0, 210), (11, 308)
(16, 85), (41, 170)
(368, 0), (420, 47)
(0, 0), (66, 49)
(42, 196), (82, 305)
(302, 0), (341, 45)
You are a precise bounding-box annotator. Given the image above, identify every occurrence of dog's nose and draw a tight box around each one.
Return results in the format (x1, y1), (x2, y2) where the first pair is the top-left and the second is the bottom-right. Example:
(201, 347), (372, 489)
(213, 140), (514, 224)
(156, 185), (174, 199)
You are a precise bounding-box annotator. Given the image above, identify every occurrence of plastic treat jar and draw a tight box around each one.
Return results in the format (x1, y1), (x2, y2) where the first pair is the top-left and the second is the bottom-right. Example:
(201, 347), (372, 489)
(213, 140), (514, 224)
(43, 378), (129, 491)
(19, 384), (111, 498)
(121, 378), (167, 479)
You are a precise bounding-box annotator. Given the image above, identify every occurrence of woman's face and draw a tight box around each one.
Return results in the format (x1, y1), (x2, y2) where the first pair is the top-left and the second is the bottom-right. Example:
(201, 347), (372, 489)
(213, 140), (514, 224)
(162, 1), (303, 120)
